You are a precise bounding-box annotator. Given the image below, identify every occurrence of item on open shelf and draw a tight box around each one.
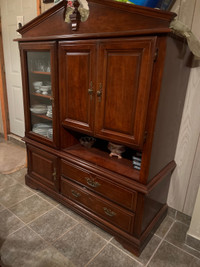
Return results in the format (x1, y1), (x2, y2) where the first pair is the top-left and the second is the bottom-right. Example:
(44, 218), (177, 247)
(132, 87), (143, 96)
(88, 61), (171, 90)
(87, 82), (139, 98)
(46, 105), (53, 118)
(40, 85), (51, 95)
(34, 58), (51, 72)
(47, 128), (53, 139)
(30, 104), (47, 114)
(32, 123), (52, 137)
(46, 111), (52, 118)
(79, 136), (96, 148)
(107, 142), (125, 159)
(33, 81), (43, 93)
(132, 152), (142, 170)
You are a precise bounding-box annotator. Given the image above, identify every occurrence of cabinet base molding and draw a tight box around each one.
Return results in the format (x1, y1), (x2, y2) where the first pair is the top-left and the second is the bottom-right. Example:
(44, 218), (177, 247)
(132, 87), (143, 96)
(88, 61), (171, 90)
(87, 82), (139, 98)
(25, 172), (168, 256)
(115, 205), (167, 256)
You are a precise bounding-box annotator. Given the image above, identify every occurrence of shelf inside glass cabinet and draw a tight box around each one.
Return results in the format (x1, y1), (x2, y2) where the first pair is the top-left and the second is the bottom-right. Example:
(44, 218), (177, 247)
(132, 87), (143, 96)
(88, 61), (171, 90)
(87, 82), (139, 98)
(31, 92), (52, 99)
(27, 51), (53, 140)
(31, 71), (51, 75)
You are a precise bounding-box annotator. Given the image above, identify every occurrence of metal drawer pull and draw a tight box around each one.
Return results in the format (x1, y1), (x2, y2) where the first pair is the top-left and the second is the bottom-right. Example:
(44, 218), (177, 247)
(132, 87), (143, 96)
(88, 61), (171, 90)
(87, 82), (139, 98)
(88, 81), (93, 100)
(103, 207), (116, 217)
(71, 190), (80, 198)
(86, 177), (101, 188)
(97, 83), (102, 102)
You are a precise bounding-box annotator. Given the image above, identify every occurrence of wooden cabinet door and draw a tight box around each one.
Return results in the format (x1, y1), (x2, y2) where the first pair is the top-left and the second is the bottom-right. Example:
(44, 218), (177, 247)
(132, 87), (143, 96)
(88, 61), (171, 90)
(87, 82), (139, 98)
(27, 144), (59, 191)
(19, 42), (58, 148)
(59, 42), (96, 135)
(95, 37), (157, 148)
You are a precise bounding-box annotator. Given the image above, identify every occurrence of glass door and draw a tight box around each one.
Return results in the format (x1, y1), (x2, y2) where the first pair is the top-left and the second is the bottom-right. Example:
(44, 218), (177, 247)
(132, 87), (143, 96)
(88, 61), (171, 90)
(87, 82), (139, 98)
(20, 42), (58, 147)
(28, 51), (53, 139)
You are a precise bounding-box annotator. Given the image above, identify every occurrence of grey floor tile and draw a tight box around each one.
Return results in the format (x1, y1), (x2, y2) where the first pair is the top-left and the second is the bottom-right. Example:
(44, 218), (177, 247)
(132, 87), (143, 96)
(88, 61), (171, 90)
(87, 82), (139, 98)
(81, 218), (113, 241)
(168, 207), (177, 219)
(112, 235), (161, 265)
(10, 169), (38, 194)
(87, 243), (142, 267)
(8, 168), (27, 182)
(28, 246), (76, 267)
(0, 183), (34, 208)
(0, 175), (17, 189)
(37, 191), (59, 206)
(53, 224), (106, 267)
(29, 208), (77, 243)
(0, 209), (25, 245)
(155, 216), (174, 238)
(11, 168), (27, 185)
(148, 241), (200, 267)
(186, 234), (200, 252)
(0, 203), (5, 212)
(165, 221), (200, 258)
(0, 226), (47, 267)
(176, 211), (191, 226)
(9, 194), (53, 223)
(57, 203), (84, 221)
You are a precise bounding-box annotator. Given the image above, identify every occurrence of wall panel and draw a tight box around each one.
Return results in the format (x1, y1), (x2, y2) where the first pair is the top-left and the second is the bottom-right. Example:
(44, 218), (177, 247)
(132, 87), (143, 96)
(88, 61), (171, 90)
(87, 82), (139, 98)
(167, 0), (200, 215)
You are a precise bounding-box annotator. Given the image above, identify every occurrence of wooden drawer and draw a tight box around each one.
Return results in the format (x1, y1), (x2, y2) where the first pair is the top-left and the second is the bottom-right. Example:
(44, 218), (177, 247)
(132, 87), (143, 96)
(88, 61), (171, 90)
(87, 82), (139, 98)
(61, 159), (137, 211)
(61, 177), (134, 233)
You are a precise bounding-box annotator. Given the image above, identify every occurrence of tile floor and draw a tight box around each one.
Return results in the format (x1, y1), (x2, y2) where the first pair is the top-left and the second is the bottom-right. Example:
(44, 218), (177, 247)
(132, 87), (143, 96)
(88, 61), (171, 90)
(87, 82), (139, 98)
(0, 168), (200, 267)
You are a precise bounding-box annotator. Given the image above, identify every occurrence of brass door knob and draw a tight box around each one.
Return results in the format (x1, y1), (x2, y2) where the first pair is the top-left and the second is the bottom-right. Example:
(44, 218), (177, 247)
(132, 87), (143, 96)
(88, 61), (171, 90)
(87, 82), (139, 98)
(97, 83), (102, 102)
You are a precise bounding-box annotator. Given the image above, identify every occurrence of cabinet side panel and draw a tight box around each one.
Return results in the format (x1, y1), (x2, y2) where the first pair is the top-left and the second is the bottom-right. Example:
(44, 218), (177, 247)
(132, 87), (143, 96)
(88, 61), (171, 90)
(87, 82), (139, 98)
(148, 36), (191, 181)
(142, 173), (171, 233)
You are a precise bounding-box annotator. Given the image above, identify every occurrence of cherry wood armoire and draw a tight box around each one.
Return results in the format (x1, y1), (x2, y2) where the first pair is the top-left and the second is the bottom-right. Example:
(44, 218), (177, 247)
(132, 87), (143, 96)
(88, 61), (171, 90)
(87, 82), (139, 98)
(16, 0), (191, 255)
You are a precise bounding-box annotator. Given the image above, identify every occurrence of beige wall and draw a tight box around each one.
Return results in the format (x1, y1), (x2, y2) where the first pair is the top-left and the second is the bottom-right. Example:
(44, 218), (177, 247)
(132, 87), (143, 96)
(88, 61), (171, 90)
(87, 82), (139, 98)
(41, 1), (54, 13)
(187, 186), (200, 240)
(168, 0), (200, 216)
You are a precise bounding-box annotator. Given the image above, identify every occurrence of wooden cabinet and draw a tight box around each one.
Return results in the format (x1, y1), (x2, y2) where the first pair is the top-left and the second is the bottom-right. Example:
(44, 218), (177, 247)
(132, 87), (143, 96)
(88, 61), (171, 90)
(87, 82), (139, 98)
(17, 0), (191, 256)
(60, 37), (156, 148)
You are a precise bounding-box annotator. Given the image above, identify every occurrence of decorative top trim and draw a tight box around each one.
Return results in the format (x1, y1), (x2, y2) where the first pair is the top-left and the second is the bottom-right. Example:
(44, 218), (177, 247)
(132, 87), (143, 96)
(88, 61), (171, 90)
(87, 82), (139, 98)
(17, 0), (176, 38)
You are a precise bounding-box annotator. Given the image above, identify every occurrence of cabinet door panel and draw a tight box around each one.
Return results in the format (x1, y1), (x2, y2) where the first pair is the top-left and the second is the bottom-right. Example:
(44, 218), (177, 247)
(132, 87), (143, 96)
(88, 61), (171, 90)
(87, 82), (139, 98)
(95, 38), (156, 148)
(27, 144), (58, 191)
(59, 42), (96, 135)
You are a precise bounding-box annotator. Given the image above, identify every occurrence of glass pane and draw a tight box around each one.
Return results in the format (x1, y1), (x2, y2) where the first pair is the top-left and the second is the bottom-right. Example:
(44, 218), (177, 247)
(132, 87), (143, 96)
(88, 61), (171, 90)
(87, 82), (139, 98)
(27, 51), (53, 140)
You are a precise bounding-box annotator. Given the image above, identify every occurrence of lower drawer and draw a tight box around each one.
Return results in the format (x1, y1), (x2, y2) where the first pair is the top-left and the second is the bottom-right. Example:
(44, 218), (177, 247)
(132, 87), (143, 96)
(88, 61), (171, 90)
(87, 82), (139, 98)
(61, 177), (134, 233)
(61, 159), (137, 211)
